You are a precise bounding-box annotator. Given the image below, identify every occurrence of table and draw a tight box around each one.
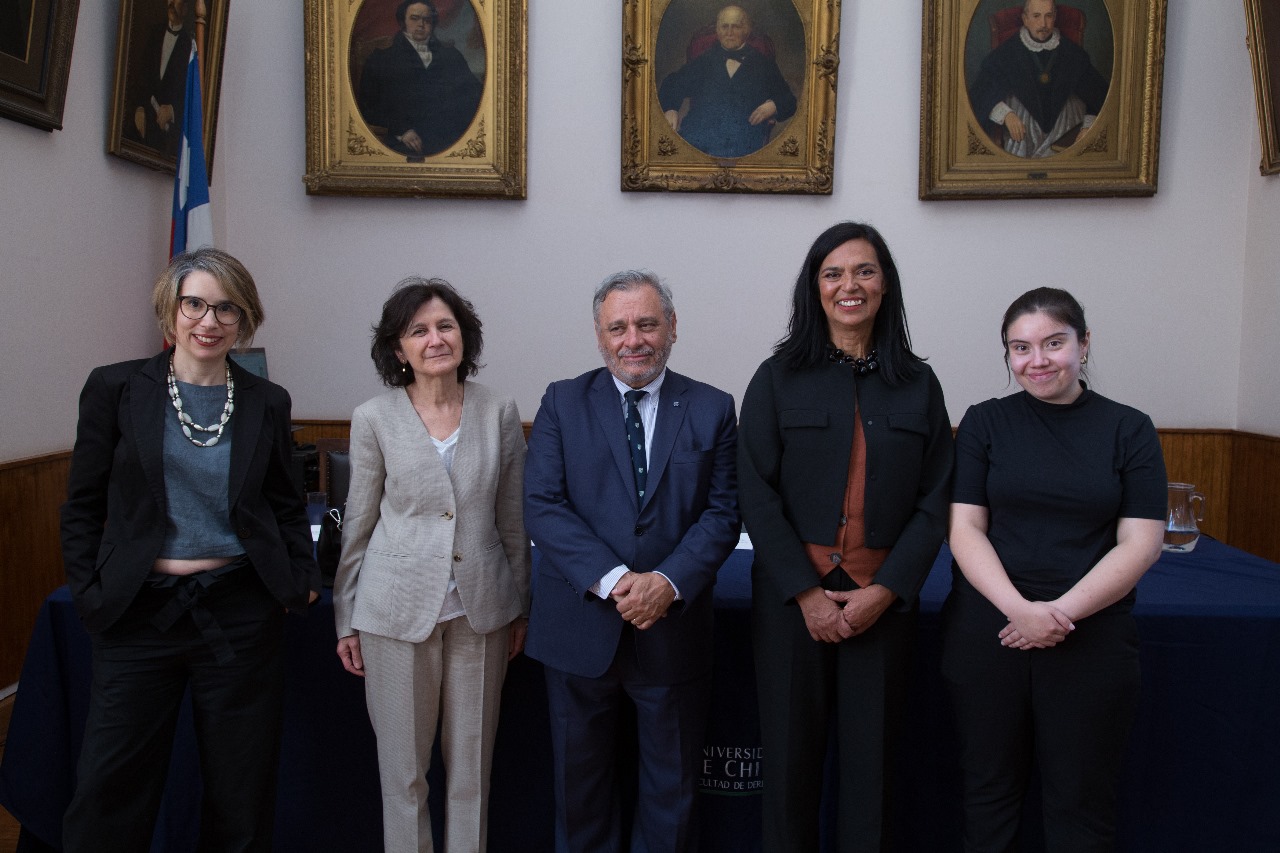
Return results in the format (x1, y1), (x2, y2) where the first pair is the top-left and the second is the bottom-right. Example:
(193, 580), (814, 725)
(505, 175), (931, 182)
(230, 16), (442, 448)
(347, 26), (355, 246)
(3, 538), (1278, 852)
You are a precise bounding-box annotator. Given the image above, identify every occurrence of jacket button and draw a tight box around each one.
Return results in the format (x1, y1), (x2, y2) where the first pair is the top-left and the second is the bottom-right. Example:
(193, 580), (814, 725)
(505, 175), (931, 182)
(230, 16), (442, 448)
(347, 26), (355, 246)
(237, 529), (252, 539)
(453, 553), (463, 562)
(634, 525), (645, 536)
(442, 511), (454, 520)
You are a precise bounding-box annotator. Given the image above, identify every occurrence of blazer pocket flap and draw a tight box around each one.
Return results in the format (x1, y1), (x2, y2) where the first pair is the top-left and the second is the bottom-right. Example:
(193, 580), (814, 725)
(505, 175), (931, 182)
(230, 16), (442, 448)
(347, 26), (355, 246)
(886, 412), (930, 435)
(780, 409), (828, 429)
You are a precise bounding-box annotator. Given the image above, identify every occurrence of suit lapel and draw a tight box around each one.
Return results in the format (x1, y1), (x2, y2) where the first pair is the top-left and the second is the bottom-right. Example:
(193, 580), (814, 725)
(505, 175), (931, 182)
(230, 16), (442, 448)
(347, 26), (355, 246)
(590, 371), (640, 511)
(131, 351), (173, 513)
(644, 372), (688, 511)
(227, 362), (264, 510)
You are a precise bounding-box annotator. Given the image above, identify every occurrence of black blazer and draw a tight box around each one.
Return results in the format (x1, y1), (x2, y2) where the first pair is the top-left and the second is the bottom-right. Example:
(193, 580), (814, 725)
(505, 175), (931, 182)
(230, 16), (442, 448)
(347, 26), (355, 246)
(60, 350), (320, 633)
(737, 355), (954, 608)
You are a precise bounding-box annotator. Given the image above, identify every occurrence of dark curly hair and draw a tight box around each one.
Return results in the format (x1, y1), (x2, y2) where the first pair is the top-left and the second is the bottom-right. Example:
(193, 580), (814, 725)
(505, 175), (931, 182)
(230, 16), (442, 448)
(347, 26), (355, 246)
(395, 0), (438, 28)
(370, 277), (483, 387)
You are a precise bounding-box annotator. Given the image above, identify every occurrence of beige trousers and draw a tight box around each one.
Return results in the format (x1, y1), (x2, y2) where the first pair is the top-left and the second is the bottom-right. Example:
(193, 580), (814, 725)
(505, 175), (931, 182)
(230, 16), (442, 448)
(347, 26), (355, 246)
(360, 618), (510, 853)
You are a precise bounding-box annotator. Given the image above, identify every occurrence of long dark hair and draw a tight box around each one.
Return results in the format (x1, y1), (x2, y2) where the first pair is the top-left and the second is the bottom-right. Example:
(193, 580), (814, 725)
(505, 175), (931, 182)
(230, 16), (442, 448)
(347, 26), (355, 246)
(774, 222), (923, 384)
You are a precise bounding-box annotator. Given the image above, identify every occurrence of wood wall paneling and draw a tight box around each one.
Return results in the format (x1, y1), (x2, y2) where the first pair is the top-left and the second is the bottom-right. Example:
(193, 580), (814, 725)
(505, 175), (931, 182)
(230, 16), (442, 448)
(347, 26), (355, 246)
(0, 453), (71, 687)
(1158, 430), (1233, 542)
(1227, 432), (1280, 563)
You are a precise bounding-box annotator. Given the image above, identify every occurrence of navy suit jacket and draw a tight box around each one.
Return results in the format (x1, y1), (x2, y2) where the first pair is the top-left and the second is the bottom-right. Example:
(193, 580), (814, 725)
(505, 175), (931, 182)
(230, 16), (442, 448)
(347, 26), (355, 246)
(60, 349), (321, 633)
(523, 368), (740, 682)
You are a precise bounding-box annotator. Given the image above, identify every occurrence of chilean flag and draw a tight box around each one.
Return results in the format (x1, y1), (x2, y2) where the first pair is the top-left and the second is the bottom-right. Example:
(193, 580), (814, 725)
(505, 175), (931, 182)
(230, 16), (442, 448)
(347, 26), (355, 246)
(170, 44), (213, 257)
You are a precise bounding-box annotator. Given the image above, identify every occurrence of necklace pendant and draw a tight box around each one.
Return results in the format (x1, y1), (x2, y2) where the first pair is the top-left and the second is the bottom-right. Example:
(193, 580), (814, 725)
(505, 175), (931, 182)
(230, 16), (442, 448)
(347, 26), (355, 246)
(1039, 72), (1051, 84)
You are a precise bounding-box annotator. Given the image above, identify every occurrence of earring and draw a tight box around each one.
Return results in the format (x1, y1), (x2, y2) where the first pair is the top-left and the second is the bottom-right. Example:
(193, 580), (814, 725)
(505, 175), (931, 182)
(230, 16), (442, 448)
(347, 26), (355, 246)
(400, 361), (410, 374)
(1081, 356), (1088, 365)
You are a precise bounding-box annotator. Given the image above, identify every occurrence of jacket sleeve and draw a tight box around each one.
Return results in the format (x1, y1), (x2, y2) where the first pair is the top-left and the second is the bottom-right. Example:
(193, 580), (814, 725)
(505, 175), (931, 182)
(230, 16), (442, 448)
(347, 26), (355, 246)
(869, 369), (953, 608)
(651, 392), (740, 609)
(496, 397), (532, 615)
(737, 361), (817, 604)
(259, 384), (322, 602)
(332, 405), (386, 638)
(59, 367), (120, 616)
(523, 382), (629, 597)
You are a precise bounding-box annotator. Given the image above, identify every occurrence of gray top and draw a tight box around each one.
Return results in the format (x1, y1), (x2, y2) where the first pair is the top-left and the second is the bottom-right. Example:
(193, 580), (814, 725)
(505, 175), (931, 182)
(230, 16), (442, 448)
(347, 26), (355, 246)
(159, 381), (245, 559)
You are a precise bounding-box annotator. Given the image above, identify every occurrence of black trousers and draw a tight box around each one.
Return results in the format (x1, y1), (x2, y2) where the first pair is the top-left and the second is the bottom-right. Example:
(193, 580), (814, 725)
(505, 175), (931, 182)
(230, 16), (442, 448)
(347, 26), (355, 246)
(752, 570), (917, 853)
(62, 562), (286, 853)
(940, 590), (1141, 853)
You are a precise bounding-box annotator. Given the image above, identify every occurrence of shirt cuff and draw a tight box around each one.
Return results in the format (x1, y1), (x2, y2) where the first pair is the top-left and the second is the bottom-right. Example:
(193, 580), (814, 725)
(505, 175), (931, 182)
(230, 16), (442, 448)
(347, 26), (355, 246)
(989, 102), (1012, 125)
(591, 565), (630, 599)
(654, 571), (682, 601)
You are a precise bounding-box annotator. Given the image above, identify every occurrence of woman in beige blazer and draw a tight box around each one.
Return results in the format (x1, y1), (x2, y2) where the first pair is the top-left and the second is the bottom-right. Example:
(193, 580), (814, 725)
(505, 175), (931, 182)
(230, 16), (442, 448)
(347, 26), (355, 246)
(334, 278), (530, 853)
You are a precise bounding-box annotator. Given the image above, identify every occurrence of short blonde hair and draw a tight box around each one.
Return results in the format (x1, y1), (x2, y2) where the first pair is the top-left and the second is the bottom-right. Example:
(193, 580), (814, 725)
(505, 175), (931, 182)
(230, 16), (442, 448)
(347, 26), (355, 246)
(152, 248), (265, 346)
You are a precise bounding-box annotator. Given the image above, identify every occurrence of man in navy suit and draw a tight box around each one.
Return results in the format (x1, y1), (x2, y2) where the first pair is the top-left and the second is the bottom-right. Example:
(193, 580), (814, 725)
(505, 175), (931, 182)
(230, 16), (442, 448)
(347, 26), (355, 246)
(525, 270), (740, 853)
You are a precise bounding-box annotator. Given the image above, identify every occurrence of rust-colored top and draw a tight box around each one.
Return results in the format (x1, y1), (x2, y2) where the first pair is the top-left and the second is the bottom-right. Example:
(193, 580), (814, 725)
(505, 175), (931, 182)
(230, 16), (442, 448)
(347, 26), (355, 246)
(803, 408), (890, 588)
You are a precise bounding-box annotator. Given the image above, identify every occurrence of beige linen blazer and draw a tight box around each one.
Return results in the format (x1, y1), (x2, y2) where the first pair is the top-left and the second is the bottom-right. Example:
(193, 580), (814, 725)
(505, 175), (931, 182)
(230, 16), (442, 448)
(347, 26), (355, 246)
(333, 381), (530, 642)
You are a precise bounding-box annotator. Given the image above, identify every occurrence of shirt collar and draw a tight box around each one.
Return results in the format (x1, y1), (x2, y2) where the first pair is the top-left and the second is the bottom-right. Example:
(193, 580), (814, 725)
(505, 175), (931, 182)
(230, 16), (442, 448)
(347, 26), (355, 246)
(611, 369), (667, 400)
(1020, 27), (1061, 53)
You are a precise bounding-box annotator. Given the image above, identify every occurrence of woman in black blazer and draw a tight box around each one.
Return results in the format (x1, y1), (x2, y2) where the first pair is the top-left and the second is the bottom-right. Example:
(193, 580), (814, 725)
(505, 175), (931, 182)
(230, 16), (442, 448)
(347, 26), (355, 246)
(738, 222), (953, 853)
(59, 248), (321, 853)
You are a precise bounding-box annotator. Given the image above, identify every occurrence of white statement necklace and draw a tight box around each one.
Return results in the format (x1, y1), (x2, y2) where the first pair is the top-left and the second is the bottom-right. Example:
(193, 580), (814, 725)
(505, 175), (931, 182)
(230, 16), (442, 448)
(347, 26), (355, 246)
(167, 353), (235, 447)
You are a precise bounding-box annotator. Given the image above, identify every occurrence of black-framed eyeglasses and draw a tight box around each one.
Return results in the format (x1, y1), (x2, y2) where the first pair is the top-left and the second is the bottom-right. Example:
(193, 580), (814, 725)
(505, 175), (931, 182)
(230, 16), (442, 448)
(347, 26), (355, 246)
(178, 296), (243, 325)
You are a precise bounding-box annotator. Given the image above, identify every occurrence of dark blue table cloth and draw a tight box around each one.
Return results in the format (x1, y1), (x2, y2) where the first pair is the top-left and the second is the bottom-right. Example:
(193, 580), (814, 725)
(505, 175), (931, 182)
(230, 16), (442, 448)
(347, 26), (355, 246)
(3, 538), (1278, 852)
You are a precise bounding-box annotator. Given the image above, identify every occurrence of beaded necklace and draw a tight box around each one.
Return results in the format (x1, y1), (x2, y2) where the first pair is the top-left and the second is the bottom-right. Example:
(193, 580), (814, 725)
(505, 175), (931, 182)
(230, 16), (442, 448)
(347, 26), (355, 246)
(167, 352), (235, 447)
(826, 345), (880, 376)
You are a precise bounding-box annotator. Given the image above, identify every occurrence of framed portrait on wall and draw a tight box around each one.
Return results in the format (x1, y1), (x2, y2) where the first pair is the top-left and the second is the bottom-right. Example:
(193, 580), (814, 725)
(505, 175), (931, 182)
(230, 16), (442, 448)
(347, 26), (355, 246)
(622, 0), (840, 194)
(304, 0), (527, 199)
(0, 0), (79, 131)
(1245, 0), (1280, 176)
(108, 0), (230, 173)
(919, 0), (1167, 200)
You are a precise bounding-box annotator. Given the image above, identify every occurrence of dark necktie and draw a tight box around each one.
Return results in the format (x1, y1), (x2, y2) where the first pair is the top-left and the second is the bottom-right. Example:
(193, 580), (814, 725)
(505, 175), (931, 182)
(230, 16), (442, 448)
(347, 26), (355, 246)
(624, 389), (648, 500)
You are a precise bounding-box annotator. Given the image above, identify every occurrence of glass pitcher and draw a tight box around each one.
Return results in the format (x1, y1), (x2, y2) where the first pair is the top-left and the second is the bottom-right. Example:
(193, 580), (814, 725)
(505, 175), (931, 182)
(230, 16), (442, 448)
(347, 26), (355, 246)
(1163, 482), (1206, 553)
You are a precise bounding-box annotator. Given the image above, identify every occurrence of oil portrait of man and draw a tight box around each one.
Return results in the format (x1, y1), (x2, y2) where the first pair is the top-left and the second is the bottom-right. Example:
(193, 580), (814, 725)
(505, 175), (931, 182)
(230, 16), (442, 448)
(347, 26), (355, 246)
(349, 0), (485, 159)
(654, 1), (805, 160)
(120, 0), (195, 160)
(966, 0), (1112, 158)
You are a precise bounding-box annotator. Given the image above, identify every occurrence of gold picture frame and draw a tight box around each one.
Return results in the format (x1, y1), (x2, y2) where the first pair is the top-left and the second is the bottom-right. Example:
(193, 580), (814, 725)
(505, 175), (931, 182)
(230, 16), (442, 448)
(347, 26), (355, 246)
(304, 0), (526, 199)
(0, 0), (80, 131)
(1245, 0), (1280, 175)
(919, 0), (1167, 200)
(108, 0), (231, 174)
(622, 0), (840, 194)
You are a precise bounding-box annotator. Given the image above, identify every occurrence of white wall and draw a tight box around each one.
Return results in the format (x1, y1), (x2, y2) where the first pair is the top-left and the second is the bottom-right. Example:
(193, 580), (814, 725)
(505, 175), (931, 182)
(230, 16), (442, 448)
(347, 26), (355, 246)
(2, 0), (1275, 462)
(0, 5), (173, 460)
(1242, 124), (1280, 435)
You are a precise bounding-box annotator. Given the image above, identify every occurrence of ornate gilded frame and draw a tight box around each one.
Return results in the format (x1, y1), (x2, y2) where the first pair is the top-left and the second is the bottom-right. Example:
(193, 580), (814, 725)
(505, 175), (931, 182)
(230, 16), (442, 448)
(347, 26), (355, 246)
(919, 0), (1167, 200)
(1245, 0), (1280, 175)
(0, 0), (80, 131)
(304, 0), (526, 199)
(108, 0), (231, 173)
(622, 0), (841, 194)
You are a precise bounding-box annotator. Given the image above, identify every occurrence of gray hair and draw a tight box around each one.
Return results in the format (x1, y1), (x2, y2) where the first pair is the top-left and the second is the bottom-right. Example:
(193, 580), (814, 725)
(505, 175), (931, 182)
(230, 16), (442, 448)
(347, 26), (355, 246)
(592, 270), (676, 327)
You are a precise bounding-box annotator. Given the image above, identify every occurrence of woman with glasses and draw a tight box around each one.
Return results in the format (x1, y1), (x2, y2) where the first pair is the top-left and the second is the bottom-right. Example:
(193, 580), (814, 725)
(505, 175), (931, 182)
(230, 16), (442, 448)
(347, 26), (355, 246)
(60, 247), (321, 853)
